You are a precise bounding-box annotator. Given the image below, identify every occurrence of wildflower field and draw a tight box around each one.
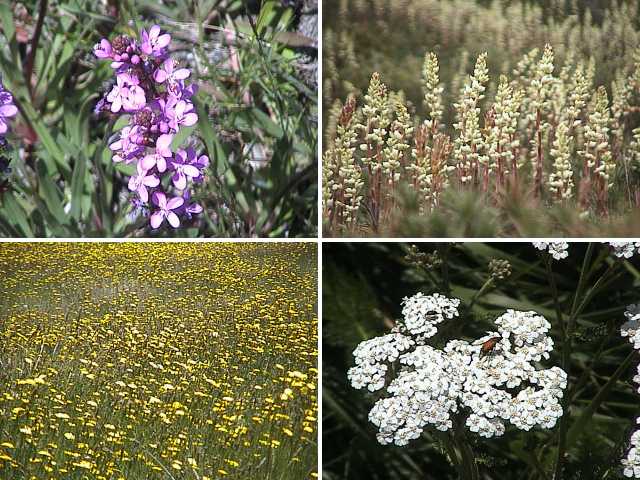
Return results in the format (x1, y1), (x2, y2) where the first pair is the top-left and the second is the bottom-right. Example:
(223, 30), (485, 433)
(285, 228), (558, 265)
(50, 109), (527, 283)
(0, 0), (317, 237)
(323, 242), (640, 479)
(0, 242), (318, 479)
(323, 0), (640, 237)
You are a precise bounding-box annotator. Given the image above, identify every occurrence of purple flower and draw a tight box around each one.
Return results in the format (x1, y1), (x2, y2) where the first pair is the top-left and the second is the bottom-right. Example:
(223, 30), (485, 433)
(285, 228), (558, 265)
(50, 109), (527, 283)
(128, 162), (160, 202)
(154, 58), (190, 86)
(113, 73), (146, 112)
(166, 99), (198, 131)
(93, 39), (112, 59)
(140, 25), (171, 57)
(0, 87), (17, 135)
(180, 191), (203, 220)
(141, 134), (173, 173)
(128, 197), (149, 222)
(95, 25), (202, 230)
(110, 126), (144, 164)
(106, 74), (146, 112)
(170, 148), (204, 190)
(150, 191), (184, 228)
(122, 85), (146, 111)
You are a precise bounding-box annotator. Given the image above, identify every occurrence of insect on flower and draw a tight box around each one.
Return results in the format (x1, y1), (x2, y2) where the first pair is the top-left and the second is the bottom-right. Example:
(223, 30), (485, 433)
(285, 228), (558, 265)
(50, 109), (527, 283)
(479, 336), (502, 358)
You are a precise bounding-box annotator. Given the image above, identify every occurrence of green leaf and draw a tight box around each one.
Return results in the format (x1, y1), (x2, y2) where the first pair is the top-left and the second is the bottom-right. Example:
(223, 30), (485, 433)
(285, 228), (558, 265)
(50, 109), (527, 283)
(69, 154), (88, 221)
(252, 107), (284, 138)
(0, 193), (34, 237)
(20, 102), (70, 177)
(194, 96), (230, 177)
(256, 1), (277, 35)
(36, 163), (68, 226)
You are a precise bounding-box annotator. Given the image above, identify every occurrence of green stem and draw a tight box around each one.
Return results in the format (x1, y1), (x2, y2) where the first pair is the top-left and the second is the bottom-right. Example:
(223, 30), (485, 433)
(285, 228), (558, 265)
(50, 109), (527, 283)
(453, 421), (479, 480)
(564, 349), (636, 449)
(544, 255), (564, 330)
(553, 243), (617, 479)
(467, 277), (494, 312)
(440, 244), (452, 296)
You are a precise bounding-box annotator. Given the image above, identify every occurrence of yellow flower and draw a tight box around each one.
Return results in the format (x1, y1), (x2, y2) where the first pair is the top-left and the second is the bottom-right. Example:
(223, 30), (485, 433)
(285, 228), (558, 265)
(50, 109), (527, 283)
(64, 433), (75, 440)
(72, 460), (92, 469)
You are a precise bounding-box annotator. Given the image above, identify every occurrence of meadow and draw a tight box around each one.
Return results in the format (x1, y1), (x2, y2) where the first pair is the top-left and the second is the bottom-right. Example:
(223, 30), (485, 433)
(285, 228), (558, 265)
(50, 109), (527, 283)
(323, 0), (640, 237)
(0, 242), (318, 479)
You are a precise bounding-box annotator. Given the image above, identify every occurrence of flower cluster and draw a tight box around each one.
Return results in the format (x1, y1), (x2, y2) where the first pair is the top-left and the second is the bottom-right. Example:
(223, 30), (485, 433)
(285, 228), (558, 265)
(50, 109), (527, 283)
(453, 52), (489, 184)
(0, 78), (17, 184)
(94, 26), (208, 229)
(621, 304), (640, 477)
(348, 293), (567, 446)
(0, 78), (17, 138)
(421, 52), (444, 126)
(533, 242), (569, 260)
(609, 242), (640, 259)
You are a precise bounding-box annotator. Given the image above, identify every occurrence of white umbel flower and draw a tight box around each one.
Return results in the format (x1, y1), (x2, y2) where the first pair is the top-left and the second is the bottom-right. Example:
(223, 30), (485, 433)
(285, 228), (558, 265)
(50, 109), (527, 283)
(349, 293), (567, 445)
(609, 242), (640, 259)
(622, 304), (640, 477)
(400, 292), (460, 339)
(533, 242), (569, 260)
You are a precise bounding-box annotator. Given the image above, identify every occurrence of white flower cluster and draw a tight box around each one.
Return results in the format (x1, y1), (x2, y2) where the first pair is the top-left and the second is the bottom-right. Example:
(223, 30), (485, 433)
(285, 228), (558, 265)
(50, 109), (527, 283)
(609, 242), (640, 259)
(400, 292), (460, 340)
(348, 293), (567, 446)
(533, 242), (569, 260)
(621, 304), (640, 477)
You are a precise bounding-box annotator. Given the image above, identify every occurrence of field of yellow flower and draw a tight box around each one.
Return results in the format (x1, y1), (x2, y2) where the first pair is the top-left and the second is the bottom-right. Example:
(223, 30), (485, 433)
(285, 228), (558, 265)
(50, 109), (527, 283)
(0, 242), (317, 480)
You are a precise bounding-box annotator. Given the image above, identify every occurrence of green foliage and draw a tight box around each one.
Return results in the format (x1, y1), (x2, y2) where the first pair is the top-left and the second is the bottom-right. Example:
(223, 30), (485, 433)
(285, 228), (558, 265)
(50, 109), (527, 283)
(323, 242), (640, 479)
(0, 0), (317, 237)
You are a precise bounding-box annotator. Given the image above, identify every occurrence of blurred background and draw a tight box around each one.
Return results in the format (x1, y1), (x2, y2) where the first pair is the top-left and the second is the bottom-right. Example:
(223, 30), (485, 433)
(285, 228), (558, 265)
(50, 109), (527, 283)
(323, 0), (639, 129)
(323, 242), (640, 479)
(0, 0), (317, 237)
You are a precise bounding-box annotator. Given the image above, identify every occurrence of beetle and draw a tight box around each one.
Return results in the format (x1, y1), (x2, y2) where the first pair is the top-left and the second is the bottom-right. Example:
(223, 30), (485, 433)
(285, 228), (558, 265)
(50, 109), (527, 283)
(479, 336), (502, 358)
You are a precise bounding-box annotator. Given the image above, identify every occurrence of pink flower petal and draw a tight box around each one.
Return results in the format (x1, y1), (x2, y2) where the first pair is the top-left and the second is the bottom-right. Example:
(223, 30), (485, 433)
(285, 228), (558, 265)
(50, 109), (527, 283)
(182, 113), (198, 126)
(173, 68), (191, 80)
(183, 165), (201, 178)
(156, 156), (167, 173)
(0, 105), (17, 117)
(154, 69), (168, 83)
(110, 98), (122, 113)
(137, 185), (149, 203)
(141, 155), (157, 171)
(156, 134), (173, 157)
(143, 175), (160, 187)
(156, 34), (171, 49)
(167, 197), (184, 210)
(167, 211), (180, 228)
(150, 211), (164, 229)
(152, 191), (167, 208)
